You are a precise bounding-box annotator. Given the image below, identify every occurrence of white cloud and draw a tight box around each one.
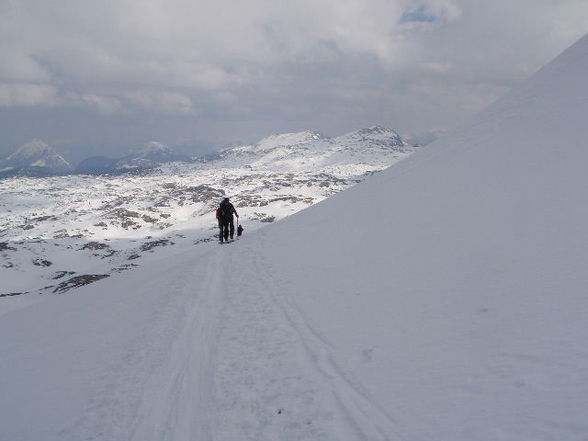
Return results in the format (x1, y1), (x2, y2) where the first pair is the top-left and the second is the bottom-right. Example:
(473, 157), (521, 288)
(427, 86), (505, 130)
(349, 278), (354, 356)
(0, 83), (57, 107)
(0, 0), (586, 155)
(123, 89), (195, 115)
(65, 93), (123, 114)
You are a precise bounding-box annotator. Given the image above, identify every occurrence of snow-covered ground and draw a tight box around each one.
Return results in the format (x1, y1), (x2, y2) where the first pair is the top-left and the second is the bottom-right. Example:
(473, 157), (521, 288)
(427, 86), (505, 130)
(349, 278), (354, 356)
(1, 126), (415, 300)
(1, 33), (588, 441)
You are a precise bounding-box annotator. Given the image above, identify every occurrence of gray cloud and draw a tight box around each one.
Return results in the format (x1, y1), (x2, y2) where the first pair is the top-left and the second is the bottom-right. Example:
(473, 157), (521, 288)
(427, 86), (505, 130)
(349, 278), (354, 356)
(0, 0), (587, 160)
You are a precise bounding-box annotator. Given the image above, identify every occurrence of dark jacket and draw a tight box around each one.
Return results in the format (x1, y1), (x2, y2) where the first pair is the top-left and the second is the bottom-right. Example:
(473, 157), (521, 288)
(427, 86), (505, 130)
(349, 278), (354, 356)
(219, 200), (237, 220)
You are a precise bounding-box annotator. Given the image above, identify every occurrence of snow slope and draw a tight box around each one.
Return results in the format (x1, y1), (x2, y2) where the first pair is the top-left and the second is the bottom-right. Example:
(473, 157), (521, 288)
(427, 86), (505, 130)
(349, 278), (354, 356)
(1, 34), (588, 441)
(223, 34), (588, 440)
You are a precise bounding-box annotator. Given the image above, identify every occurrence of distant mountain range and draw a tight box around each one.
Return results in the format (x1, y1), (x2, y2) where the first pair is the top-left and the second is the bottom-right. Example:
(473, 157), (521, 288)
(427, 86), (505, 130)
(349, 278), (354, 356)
(0, 126), (414, 178)
(75, 141), (190, 175)
(0, 140), (189, 178)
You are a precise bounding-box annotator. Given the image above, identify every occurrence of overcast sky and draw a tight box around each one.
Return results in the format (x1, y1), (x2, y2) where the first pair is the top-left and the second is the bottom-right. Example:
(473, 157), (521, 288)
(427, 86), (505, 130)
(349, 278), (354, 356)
(1, 0), (587, 161)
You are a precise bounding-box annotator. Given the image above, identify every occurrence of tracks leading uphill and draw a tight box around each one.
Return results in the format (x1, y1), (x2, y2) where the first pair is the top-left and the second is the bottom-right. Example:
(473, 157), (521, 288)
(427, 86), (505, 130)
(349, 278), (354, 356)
(61, 232), (403, 441)
(59, 246), (227, 441)
(128, 248), (227, 441)
(210, 232), (404, 440)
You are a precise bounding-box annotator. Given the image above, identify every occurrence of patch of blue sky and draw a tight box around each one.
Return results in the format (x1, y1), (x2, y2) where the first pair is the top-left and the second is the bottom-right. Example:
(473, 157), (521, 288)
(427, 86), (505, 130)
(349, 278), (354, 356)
(400, 6), (437, 23)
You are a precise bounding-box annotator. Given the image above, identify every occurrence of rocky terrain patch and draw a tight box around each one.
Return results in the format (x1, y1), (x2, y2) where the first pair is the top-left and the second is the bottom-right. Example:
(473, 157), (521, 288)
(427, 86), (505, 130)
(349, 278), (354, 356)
(53, 274), (110, 294)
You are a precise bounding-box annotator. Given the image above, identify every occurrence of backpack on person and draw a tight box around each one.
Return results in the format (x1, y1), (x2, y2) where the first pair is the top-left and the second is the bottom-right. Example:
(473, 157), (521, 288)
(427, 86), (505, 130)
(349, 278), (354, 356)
(220, 201), (233, 219)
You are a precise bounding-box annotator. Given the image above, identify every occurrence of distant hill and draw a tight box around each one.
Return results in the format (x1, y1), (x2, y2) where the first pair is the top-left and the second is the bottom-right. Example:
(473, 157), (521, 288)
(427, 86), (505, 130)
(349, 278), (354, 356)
(208, 126), (414, 174)
(0, 140), (72, 177)
(75, 141), (190, 175)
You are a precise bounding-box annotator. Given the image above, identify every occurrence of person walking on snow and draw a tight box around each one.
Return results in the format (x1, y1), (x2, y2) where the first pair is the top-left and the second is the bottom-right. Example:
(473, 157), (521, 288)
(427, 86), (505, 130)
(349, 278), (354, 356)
(216, 196), (238, 243)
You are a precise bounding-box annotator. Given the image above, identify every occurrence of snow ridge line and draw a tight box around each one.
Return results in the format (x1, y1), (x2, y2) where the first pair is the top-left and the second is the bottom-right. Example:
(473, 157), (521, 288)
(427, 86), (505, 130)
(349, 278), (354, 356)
(253, 233), (406, 441)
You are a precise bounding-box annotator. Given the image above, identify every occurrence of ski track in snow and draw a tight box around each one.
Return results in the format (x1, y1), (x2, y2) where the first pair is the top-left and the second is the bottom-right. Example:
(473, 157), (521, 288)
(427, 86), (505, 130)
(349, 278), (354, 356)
(210, 233), (404, 441)
(127, 249), (225, 441)
(212, 242), (334, 441)
(44, 233), (404, 441)
(58, 248), (226, 441)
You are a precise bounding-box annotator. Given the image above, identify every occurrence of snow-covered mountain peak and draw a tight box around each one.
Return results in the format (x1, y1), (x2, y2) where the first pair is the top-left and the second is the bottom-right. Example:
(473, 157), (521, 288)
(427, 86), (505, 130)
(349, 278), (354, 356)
(133, 141), (172, 157)
(358, 125), (393, 135)
(254, 130), (323, 151)
(212, 126), (414, 173)
(6, 139), (53, 160)
(338, 125), (406, 147)
(2, 139), (72, 174)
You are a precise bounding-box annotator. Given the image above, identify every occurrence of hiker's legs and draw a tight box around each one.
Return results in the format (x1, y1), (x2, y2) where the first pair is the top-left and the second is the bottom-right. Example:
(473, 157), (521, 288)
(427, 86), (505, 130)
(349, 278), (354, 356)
(218, 221), (223, 241)
(229, 218), (235, 239)
(222, 219), (230, 241)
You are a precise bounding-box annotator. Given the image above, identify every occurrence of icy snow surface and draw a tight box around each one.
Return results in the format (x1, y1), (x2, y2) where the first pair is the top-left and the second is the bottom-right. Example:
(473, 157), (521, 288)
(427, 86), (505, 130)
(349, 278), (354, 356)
(2, 33), (588, 440)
